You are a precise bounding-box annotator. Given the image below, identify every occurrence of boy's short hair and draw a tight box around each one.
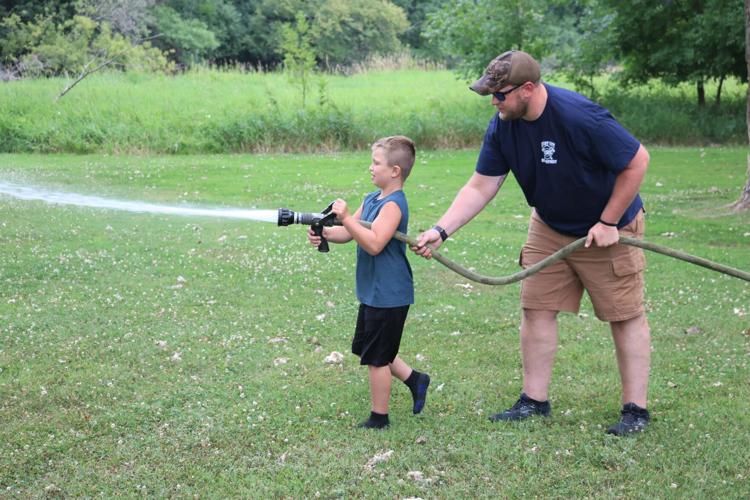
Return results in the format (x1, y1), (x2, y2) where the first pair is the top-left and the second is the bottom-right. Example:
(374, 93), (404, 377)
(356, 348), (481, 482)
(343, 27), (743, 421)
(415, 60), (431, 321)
(372, 135), (416, 180)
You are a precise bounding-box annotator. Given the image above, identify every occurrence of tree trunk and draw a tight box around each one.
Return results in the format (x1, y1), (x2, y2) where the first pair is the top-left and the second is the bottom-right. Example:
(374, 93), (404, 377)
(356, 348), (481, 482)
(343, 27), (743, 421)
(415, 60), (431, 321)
(697, 79), (705, 107)
(715, 75), (724, 106)
(732, 0), (750, 212)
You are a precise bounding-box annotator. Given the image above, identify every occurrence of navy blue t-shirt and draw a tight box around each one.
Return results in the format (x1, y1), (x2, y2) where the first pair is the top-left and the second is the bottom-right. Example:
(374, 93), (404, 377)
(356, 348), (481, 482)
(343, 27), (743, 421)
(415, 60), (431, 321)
(476, 83), (643, 236)
(356, 190), (414, 307)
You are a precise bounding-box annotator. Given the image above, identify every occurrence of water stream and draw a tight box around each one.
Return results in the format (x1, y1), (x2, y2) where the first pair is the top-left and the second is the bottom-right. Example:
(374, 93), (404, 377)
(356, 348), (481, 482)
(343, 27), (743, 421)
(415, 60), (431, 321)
(0, 180), (280, 223)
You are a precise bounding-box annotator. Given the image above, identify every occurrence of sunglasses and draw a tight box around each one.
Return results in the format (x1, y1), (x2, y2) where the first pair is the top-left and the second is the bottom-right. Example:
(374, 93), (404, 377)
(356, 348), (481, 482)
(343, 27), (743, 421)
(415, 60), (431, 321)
(492, 84), (522, 101)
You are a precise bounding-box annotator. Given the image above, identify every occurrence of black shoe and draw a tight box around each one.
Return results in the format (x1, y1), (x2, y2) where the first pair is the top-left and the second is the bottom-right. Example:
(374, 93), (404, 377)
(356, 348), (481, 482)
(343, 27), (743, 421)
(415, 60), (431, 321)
(412, 373), (430, 414)
(488, 393), (551, 422)
(606, 403), (650, 436)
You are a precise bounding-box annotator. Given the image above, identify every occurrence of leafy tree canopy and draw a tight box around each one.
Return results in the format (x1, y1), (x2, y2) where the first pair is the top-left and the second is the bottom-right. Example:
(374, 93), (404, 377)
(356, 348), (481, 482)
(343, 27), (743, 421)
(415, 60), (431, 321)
(311, 0), (409, 67)
(422, 0), (553, 79)
(0, 12), (169, 77)
(607, 0), (746, 85)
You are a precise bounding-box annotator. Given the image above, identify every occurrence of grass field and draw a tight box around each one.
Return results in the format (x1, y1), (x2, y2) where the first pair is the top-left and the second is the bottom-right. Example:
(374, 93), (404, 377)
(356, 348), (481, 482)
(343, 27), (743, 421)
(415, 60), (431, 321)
(0, 68), (746, 154)
(0, 147), (749, 497)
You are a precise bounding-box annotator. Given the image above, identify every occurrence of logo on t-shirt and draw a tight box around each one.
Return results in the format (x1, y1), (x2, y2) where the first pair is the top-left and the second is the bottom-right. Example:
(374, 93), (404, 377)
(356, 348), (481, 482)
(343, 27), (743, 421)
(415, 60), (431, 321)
(541, 141), (558, 164)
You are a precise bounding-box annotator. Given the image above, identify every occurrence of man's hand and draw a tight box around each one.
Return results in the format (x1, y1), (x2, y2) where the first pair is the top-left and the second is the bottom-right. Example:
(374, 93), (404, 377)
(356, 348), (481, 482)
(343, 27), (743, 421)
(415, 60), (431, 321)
(331, 198), (350, 222)
(410, 228), (443, 259)
(585, 222), (620, 248)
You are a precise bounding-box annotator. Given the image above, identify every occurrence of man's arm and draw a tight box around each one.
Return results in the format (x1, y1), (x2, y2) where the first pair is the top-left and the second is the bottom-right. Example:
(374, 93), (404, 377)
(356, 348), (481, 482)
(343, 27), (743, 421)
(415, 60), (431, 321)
(413, 172), (506, 258)
(585, 144), (649, 248)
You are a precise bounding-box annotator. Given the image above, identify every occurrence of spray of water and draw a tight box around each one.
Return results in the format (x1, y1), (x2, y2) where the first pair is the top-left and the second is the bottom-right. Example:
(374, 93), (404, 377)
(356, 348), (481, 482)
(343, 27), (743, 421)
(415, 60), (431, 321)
(0, 180), (280, 223)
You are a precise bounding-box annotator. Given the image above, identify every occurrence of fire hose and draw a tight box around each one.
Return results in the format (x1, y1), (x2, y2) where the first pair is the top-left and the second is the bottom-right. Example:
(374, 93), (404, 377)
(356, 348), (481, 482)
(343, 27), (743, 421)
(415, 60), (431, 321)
(278, 205), (750, 284)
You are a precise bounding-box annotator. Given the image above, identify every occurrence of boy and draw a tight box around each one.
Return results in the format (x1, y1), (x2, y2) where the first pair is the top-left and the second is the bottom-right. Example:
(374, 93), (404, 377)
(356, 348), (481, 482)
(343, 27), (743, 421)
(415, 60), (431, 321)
(307, 135), (430, 429)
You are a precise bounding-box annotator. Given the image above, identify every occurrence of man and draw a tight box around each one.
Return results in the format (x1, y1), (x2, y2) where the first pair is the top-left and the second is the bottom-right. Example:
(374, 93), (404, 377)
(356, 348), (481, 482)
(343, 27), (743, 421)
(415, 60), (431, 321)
(413, 50), (651, 436)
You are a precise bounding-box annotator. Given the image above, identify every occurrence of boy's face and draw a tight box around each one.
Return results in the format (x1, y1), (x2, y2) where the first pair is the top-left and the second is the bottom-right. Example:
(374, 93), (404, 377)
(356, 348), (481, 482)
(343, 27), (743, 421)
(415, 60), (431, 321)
(369, 147), (399, 188)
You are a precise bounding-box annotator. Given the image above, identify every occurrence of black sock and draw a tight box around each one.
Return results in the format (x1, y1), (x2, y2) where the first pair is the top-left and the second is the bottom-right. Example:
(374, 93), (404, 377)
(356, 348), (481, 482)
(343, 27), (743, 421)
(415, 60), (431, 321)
(358, 411), (389, 429)
(521, 392), (548, 405)
(404, 370), (430, 414)
(404, 370), (421, 393)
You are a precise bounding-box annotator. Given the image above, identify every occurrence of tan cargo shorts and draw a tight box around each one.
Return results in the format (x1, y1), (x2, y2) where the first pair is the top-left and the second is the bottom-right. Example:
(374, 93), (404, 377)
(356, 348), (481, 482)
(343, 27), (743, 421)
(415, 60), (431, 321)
(519, 209), (646, 322)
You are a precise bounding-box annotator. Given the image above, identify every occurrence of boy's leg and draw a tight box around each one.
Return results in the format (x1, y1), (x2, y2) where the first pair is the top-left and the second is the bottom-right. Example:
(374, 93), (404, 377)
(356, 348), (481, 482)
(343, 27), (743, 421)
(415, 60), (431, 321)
(389, 355), (412, 381)
(357, 365), (391, 429)
(369, 365), (392, 414)
(390, 355), (430, 414)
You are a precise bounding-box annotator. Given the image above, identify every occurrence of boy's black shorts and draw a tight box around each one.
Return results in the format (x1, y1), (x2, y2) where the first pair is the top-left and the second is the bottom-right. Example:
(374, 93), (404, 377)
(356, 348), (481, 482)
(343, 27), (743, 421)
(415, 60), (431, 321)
(352, 304), (410, 367)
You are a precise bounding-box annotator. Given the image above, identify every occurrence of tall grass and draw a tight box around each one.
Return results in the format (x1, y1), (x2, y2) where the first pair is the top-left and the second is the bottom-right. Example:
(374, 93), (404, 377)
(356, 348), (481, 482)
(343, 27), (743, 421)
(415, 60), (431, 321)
(0, 68), (746, 154)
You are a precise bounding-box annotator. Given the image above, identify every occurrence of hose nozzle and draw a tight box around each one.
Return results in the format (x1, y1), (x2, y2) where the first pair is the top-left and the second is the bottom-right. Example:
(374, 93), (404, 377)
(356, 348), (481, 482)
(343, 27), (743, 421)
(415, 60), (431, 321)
(277, 208), (325, 226)
(277, 202), (337, 252)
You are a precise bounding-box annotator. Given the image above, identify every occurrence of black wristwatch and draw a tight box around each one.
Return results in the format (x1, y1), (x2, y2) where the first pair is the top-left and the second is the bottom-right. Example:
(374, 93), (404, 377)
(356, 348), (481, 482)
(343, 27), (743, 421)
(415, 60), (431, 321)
(433, 225), (449, 242)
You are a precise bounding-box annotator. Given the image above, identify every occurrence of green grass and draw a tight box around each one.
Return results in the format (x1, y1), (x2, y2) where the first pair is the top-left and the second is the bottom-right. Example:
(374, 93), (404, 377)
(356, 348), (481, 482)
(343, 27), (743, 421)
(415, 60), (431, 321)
(0, 68), (746, 154)
(0, 148), (749, 497)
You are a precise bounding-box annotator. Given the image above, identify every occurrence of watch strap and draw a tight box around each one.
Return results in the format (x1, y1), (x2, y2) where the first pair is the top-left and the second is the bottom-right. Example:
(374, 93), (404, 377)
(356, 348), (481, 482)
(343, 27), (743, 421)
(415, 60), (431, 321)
(433, 225), (449, 242)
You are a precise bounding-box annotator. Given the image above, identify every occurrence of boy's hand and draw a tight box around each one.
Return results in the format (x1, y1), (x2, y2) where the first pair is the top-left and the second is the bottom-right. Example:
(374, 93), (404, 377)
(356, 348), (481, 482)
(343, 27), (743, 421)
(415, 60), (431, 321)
(332, 198), (350, 222)
(411, 228), (443, 259)
(307, 227), (322, 246)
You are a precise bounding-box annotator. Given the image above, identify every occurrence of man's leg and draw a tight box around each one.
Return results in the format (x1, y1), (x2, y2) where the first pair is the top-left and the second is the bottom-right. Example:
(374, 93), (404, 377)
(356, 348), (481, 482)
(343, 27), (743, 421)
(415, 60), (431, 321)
(489, 308), (557, 422)
(606, 312), (651, 435)
(610, 313), (650, 407)
(521, 308), (559, 401)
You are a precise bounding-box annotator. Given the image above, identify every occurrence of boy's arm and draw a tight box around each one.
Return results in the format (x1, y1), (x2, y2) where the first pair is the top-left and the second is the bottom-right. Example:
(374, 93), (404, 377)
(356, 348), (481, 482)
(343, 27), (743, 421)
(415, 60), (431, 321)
(336, 199), (400, 256)
(324, 202), (362, 243)
(307, 203), (362, 245)
(320, 225), (352, 243)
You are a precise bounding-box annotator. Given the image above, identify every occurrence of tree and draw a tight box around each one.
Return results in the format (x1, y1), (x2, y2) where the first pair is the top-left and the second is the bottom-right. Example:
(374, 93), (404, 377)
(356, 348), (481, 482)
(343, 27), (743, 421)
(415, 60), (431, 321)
(150, 0), (246, 64)
(0, 13), (169, 82)
(280, 11), (316, 108)
(422, 0), (553, 79)
(74, 0), (155, 40)
(149, 4), (219, 65)
(545, 0), (617, 98)
(311, 0), (409, 68)
(733, 0), (750, 212)
(0, 0), (78, 23)
(232, 0), (312, 68)
(606, 0), (745, 106)
(390, 0), (446, 57)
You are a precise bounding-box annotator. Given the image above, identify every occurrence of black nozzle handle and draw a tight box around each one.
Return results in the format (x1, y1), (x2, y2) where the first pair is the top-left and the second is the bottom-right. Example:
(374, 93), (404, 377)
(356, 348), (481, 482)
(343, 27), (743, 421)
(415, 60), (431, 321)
(312, 221), (329, 252)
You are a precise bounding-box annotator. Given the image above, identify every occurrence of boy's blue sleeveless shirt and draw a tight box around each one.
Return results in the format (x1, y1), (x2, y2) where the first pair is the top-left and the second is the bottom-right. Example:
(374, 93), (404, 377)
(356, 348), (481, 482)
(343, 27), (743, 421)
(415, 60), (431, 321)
(356, 190), (414, 307)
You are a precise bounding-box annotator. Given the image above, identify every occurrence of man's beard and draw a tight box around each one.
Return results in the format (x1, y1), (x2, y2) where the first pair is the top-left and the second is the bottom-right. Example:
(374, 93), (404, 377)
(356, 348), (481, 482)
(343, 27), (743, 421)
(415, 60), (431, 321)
(498, 101), (528, 121)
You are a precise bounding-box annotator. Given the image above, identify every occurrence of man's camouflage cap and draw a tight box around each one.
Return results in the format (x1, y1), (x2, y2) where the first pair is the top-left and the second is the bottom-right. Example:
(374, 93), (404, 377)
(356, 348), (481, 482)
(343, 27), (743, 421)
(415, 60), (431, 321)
(469, 50), (541, 95)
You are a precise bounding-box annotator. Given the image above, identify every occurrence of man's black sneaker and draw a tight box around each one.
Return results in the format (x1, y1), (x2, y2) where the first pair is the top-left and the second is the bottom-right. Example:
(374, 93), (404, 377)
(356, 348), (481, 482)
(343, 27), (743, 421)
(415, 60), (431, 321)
(606, 403), (650, 436)
(488, 393), (551, 422)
